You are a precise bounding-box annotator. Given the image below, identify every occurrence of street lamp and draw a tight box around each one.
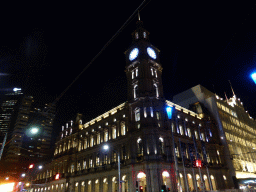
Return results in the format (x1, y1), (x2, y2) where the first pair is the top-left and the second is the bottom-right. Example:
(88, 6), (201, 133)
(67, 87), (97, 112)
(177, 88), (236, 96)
(103, 144), (121, 192)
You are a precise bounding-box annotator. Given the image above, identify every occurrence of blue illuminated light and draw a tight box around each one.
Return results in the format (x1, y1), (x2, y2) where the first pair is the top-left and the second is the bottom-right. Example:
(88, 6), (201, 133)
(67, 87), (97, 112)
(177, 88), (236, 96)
(166, 106), (173, 119)
(251, 72), (256, 84)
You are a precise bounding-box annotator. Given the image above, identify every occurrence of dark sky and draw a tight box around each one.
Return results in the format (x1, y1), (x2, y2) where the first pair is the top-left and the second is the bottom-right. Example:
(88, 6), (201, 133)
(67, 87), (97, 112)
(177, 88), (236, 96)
(0, 1), (256, 135)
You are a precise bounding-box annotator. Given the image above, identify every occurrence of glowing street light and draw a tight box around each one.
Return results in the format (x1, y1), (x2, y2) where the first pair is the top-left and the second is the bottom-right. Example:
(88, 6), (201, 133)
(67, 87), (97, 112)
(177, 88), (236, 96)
(30, 127), (39, 135)
(251, 72), (256, 84)
(103, 144), (121, 192)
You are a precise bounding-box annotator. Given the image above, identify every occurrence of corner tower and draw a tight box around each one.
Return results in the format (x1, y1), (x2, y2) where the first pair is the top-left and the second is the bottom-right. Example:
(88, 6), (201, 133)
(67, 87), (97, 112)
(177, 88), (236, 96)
(125, 20), (164, 102)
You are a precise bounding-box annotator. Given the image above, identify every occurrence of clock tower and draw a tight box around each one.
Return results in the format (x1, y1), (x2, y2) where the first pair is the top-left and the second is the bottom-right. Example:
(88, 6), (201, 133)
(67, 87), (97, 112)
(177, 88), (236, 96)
(125, 20), (164, 102)
(125, 19), (168, 133)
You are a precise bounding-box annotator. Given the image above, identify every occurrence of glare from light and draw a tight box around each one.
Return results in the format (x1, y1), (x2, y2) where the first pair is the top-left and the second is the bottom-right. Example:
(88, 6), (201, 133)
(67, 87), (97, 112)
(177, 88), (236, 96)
(13, 88), (21, 92)
(38, 165), (43, 169)
(162, 171), (170, 177)
(30, 127), (39, 134)
(0, 182), (15, 192)
(5, 177), (9, 180)
(21, 173), (26, 177)
(103, 144), (109, 150)
(137, 172), (146, 178)
(166, 106), (173, 119)
(251, 72), (256, 84)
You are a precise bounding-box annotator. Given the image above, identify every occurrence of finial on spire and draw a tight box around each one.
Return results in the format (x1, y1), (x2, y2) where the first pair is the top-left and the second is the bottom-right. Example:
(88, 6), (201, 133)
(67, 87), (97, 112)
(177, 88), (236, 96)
(138, 11), (141, 21)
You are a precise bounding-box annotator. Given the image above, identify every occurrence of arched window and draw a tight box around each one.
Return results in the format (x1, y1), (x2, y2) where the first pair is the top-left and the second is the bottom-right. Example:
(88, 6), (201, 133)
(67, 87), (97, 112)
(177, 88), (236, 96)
(78, 141), (82, 151)
(104, 131), (108, 142)
(90, 137), (94, 147)
(63, 143), (66, 152)
(96, 154), (100, 166)
(83, 159), (87, 169)
(135, 108), (140, 122)
(201, 133), (205, 141)
(154, 83), (159, 97)
(89, 157), (93, 168)
(159, 137), (164, 154)
(187, 128), (191, 137)
(179, 125), (184, 135)
(121, 122), (126, 135)
(112, 126), (116, 139)
(59, 145), (62, 153)
(132, 71), (135, 79)
(136, 68), (138, 77)
(84, 138), (87, 149)
(195, 131), (199, 140)
(133, 85), (138, 99)
(137, 138), (143, 155)
(97, 133), (101, 144)
(68, 140), (71, 150)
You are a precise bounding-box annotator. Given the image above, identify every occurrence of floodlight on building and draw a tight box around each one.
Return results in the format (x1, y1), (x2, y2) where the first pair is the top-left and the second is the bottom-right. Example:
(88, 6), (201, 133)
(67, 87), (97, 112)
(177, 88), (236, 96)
(251, 72), (256, 84)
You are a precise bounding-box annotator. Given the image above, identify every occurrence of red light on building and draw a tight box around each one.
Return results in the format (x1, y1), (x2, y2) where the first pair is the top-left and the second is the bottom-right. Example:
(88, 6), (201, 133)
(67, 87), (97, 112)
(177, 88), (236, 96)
(55, 173), (60, 180)
(29, 164), (34, 169)
(195, 160), (202, 168)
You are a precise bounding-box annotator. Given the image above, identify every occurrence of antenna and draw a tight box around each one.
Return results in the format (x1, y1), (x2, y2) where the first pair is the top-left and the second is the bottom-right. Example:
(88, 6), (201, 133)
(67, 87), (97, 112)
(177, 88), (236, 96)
(228, 80), (236, 97)
(224, 92), (228, 101)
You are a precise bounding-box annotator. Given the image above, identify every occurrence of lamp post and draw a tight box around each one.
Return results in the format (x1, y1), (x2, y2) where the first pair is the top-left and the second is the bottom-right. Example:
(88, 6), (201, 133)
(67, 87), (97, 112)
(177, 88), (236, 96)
(103, 144), (121, 192)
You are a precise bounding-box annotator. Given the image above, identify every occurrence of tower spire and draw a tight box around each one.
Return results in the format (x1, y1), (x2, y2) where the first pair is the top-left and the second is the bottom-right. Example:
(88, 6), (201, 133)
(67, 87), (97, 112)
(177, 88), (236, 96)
(138, 11), (141, 21)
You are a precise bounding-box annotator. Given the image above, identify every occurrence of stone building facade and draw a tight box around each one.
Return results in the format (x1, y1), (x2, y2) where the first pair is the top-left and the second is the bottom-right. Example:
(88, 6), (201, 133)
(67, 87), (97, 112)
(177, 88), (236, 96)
(31, 20), (233, 192)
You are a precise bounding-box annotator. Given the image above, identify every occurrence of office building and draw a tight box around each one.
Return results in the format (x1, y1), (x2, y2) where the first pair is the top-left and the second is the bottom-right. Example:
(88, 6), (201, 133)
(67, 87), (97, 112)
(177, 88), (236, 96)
(173, 84), (256, 188)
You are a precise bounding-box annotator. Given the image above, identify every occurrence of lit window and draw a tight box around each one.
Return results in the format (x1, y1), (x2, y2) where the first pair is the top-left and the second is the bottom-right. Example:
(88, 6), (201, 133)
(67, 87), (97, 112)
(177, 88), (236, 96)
(143, 32), (146, 38)
(135, 108), (140, 122)
(195, 131), (199, 140)
(187, 128), (191, 137)
(179, 125), (184, 135)
(156, 111), (160, 120)
(90, 137), (94, 147)
(104, 131), (108, 142)
(151, 68), (154, 76)
(112, 126), (116, 139)
(97, 134), (101, 145)
(137, 138), (143, 155)
(136, 68), (138, 77)
(133, 85), (138, 99)
(154, 84), (159, 98)
(144, 107), (147, 118)
(150, 107), (153, 117)
(132, 71), (134, 79)
(135, 32), (139, 39)
(121, 122), (126, 136)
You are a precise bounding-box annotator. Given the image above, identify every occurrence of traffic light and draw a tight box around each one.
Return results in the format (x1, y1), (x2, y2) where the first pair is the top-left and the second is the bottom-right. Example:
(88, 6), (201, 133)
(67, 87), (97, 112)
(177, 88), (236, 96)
(161, 185), (167, 192)
(139, 186), (143, 192)
(29, 164), (34, 169)
(195, 159), (202, 168)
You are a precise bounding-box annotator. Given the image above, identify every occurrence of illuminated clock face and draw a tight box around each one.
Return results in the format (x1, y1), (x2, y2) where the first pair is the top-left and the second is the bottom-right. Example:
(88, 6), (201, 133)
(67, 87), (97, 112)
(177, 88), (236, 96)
(147, 47), (156, 59)
(129, 48), (139, 61)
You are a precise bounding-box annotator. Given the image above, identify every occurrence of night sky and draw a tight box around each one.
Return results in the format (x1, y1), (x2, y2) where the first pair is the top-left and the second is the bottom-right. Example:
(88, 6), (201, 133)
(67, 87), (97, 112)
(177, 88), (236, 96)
(0, 1), (256, 138)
